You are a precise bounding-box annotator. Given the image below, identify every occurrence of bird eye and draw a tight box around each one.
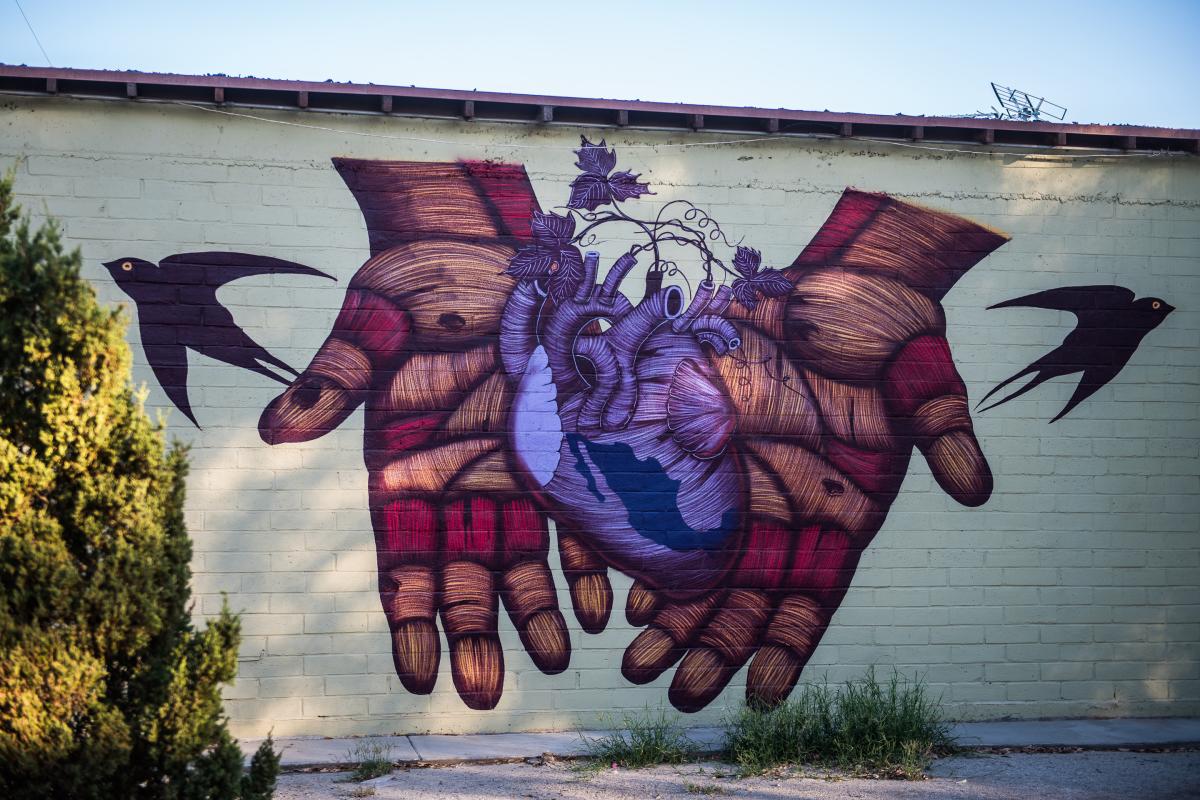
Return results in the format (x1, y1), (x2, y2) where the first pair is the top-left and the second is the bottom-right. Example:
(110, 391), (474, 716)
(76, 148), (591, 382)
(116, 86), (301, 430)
(1152, 301), (1161, 310)
(121, 261), (134, 271)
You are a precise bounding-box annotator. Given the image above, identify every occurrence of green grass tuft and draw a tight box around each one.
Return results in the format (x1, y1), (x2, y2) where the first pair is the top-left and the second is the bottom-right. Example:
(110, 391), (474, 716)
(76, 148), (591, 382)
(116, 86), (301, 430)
(579, 707), (697, 769)
(344, 739), (395, 782)
(724, 668), (953, 779)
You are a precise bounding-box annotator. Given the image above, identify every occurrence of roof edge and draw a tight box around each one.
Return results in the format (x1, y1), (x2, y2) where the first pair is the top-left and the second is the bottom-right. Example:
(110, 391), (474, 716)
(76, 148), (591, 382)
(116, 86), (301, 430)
(2, 65), (1197, 153)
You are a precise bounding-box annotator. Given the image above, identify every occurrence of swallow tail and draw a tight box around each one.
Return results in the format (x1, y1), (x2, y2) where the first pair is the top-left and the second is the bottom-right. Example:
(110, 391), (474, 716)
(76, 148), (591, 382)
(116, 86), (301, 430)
(141, 340), (200, 427)
(975, 361), (1061, 415)
(1049, 367), (1116, 423)
(237, 346), (298, 385)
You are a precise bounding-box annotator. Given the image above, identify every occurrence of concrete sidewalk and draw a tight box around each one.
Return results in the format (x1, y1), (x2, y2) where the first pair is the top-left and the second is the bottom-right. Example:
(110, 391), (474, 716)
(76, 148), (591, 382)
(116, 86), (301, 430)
(275, 752), (1200, 800)
(241, 718), (1200, 768)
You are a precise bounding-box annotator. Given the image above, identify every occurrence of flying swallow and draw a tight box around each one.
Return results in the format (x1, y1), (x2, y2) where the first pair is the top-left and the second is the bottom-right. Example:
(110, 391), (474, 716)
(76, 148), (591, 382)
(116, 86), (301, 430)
(977, 284), (1174, 422)
(104, 251), (334, 426)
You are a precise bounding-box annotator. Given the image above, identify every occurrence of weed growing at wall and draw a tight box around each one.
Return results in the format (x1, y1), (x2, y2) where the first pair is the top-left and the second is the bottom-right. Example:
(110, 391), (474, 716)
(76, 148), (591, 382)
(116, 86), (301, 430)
(579, 707), (698, 769)
(0, 173), (279, 799)
(343, 740), (395, 782)
(723, 669), (952, 779)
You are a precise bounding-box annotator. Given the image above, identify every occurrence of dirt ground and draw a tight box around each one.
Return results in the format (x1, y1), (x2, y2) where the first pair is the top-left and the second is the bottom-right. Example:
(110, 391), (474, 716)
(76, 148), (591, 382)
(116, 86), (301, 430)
(275, 751), (1200, 799)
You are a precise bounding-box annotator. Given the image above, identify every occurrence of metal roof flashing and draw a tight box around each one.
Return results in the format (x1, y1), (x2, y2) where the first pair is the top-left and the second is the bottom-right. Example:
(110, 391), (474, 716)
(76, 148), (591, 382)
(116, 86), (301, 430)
(2, 65), (1197, 155)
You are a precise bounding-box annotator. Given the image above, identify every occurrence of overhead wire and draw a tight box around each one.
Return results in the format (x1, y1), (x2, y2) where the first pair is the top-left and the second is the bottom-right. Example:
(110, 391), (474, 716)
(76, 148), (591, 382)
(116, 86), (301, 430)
(13, 0), (53, 67)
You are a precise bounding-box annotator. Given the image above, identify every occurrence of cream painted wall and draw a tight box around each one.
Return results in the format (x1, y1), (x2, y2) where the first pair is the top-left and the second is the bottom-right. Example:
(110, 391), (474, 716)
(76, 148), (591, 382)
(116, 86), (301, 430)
(3, 94), (1198, 738)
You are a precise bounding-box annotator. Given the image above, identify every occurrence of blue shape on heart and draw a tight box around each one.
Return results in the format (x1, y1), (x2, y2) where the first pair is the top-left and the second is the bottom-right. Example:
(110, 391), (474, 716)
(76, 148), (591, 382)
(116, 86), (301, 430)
(566, 433), (605, 503)
(566, 433), (738, 552)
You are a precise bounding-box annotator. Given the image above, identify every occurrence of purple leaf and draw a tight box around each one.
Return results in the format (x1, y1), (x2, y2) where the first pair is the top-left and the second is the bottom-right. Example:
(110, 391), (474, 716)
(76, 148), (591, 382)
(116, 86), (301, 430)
(567, 138), (653, 210)
(575, 136), (618, 176)
(556, 245), (584, 282)
(547, 274), (574, 302)
(749, 268), (794, 297)
(732, 246), (761, 278)
(608, 171), (652, 203)
(506, 247), (556, 278)
(567, 174), (612, 211)
(548, 246), (585, 301)
(530, 211), (575, 247)
(731, 278), (760, 310)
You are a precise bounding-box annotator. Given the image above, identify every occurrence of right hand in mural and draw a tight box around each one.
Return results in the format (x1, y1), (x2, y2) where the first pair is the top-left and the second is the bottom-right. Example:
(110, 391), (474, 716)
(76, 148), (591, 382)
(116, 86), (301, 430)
(499, 190), (1003, 712)
(613, 209), (1002, 711)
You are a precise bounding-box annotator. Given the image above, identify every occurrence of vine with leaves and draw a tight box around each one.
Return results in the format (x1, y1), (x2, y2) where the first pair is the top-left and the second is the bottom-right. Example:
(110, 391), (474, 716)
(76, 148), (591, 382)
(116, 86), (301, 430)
(504, 136), (793, 310)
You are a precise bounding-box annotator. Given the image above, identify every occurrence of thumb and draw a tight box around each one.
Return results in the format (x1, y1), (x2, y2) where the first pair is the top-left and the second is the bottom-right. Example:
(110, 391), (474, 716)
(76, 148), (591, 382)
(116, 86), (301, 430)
(884, 334), (992, 506)
(260, 288), (410, 444)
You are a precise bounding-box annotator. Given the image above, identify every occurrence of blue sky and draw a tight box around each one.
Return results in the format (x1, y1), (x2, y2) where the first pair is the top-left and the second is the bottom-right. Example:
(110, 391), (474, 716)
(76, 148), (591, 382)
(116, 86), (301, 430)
(3, 0), (1199, 128)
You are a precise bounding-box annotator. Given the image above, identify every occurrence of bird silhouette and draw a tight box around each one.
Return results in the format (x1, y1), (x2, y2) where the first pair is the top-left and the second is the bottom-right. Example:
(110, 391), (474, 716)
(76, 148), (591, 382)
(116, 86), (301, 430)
(977, 285), (1174, 422)
(104, 251), (334, 426)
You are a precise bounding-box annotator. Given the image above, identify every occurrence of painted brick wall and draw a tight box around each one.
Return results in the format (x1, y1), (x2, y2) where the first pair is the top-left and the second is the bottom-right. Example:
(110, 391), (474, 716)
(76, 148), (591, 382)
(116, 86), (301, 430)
(3, 94), (1198, 738)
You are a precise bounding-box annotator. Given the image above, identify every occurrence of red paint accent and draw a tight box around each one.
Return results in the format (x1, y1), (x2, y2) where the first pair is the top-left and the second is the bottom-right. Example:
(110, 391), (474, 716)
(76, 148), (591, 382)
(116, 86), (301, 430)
(444, 497), (499, 567)
(884, 334), (966, 418)
(730, 522), (793, 591)
(379, 498), (439, 568)
(460, 161), (541, 244)
(823, 438), (907, 499)
(786, 527), (858, 598)
(791, 191), (878, 270)
(332, 289), (412, 368)
(500, 498), (548, 561)
(789, 190), (1010, 302)
(374, 413), (448, 454)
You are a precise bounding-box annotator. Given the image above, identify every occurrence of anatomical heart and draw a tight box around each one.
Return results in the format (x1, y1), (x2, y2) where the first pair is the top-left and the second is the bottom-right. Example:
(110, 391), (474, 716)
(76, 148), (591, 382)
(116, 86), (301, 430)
(257, 148), (1007, 712)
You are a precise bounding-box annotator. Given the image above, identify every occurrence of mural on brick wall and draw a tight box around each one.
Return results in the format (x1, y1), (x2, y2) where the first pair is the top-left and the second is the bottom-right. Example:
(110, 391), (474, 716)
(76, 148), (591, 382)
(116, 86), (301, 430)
(103, 139), (1172, 713)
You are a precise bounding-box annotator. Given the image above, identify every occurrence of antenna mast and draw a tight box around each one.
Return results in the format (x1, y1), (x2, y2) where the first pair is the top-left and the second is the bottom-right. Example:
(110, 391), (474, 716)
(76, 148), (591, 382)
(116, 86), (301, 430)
(989, 82), (1067, 121)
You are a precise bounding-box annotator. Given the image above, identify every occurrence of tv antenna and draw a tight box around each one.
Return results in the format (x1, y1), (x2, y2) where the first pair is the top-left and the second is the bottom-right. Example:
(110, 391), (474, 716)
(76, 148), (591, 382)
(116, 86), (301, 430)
(989, 83), (1067, 121)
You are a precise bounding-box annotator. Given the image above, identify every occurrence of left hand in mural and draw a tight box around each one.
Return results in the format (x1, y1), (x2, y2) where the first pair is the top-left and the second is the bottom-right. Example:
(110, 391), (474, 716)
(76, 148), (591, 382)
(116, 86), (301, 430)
(258, 160), (611, 710)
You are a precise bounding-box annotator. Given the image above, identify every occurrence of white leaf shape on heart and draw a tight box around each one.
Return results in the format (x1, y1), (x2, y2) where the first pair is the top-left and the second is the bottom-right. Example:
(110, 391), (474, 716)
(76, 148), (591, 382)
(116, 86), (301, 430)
(512, 344), (563, 486)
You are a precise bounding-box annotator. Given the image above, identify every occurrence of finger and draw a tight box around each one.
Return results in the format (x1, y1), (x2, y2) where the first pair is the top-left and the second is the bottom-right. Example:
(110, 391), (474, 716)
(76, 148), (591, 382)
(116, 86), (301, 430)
(884, 334), (992, 506)
(746, 595), (829, 710)
(441, 497), (505, 710)
(260, 289), (411, 444)
(625, 579), (660, 627)
(734, 522), (860, 710)
(921, 427), (991, 506)
(621, 592), (721, 685)
(619, 527), (797, 709)
(662, 521), (793, 711)
(500, 499), (570, 674)
(441, 560), (504, 710)
(558, 528), (612, 633)
(668, 589), (771, 712)
(374, 497), (440, 695)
